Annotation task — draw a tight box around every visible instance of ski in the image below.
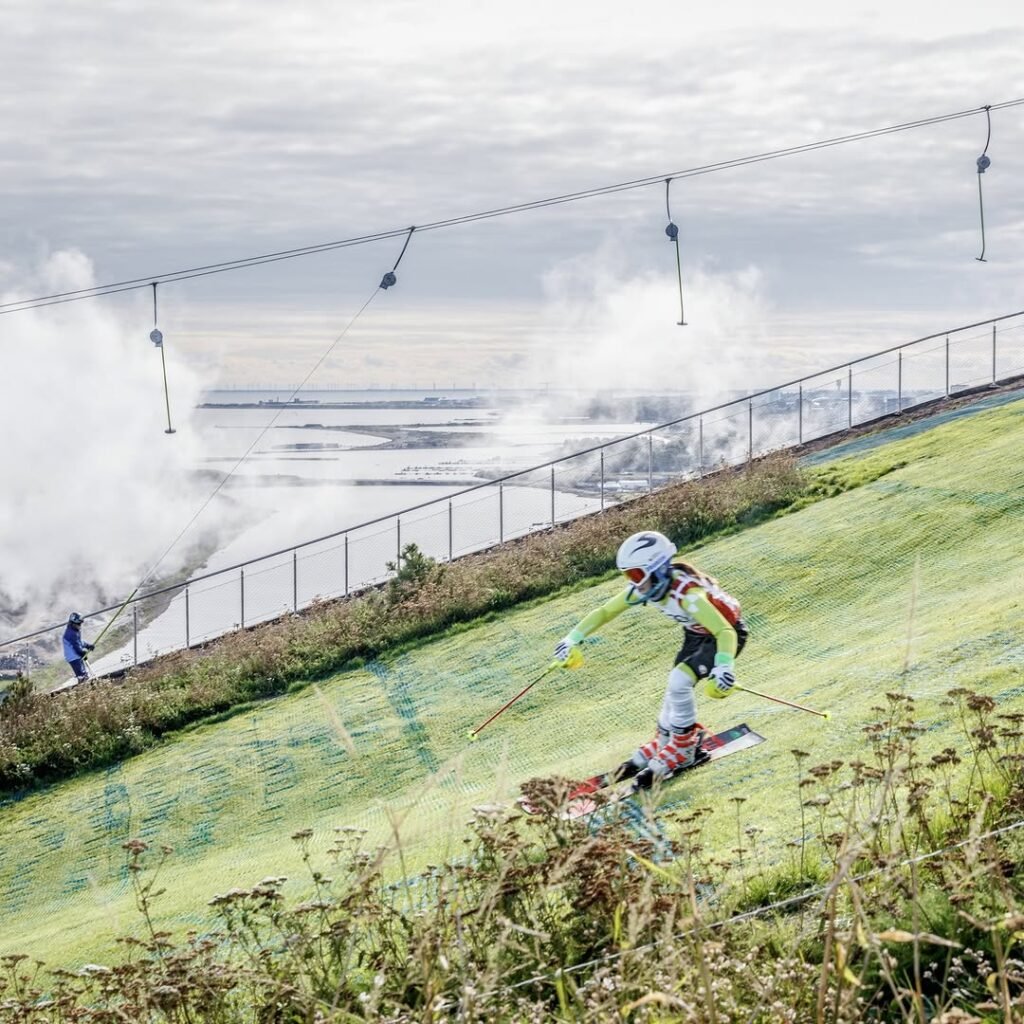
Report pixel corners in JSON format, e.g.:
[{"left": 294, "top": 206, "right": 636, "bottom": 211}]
[{"left": 518, "top": 723, "right": 765, "bottom": 818}]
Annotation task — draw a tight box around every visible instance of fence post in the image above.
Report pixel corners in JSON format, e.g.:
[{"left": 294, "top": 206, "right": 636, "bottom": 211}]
[
  {"left": 992, "top": 323, "right": 997, "bottom": 384},
  {"left": 499, "top": 481, "right": 504, "bottom": 542},
  {"left": 647, "top": 433, "right": 653, "bottom": 490},
  {"left": 185, "top": 586, "right": 190, "bottom": 647},
  {"left": 897, "top": 351, "right": 903, "bottom": 413},
  {"left": 798, "top": 384, "right": 803, "bottom": 444},
  {"left": 747, "top": 400, "right": 753, "bottom": 463},
  {"left": 293, "top": 551, "right": 298, "bottom": 612},
  {"left": 698, "top": 416, "right": 704, "bottom": 475},
  {"left": 133, "top": 605, "right": 138, "bottom": 667},
  {"left": 945, "top": 335, "right": 950, "bottom": 397},
  {"left": 240, "top": 568, "right": 245, "bottom": 628},
  {"left": 448, "top": 500, "right": 454, "bottom": 560},
  {"left": 550, "top": 466, "right": 555, "bottom": 526},
  {"left": 396, "top": 518, "right": 402, "bottom": 564},
  {"left": 344, "top": 534, "right": 349, "bottom": 596},
  {"left": 600, "top": 450, "right": 605, "bottom": 510},
  {"left": 848, "top": 365, "right": 853, "bottom": 428}
]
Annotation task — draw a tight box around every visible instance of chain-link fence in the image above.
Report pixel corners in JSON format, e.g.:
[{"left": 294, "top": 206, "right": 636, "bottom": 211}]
[{"left": 4, "top": 311, "right": 1023, "bottom": 680}]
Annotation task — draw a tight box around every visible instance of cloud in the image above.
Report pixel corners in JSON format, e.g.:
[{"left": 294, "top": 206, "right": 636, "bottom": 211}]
[
  {"left": 526, "top": 244, "right": 774, "bottom": 402},
  {"left": 0, "top": 2, "right": 1022, "bottom": 387},
  {"left": 0, "top": 252, "right": 220, "bottom": 635}
]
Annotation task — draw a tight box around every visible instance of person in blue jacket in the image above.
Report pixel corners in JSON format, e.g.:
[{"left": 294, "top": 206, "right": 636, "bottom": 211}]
[{"left": 62, "top": 612, "right": 94, "bottom": 683}]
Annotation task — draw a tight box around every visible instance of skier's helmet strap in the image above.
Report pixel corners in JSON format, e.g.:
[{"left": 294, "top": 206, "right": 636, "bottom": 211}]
[{"left": 615, "top": 531, "right": 675, "bottom": 602}]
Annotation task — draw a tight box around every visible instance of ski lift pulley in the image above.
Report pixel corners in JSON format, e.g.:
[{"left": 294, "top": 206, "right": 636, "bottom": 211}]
[
  {"left": 975, "top": 105, "right": 993, "bottom": 262},
  {"left": 150, "top": 283, "right": 175, "bottom": 433},
  {"left": 664, "top": 179, "right": 686, "bottom": 325}
]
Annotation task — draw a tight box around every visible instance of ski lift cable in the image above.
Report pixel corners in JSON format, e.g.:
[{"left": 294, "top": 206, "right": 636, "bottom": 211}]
[
  {"left": 413, "top": 98, "right": 1022, "bottom": 232},
  {"left": 0, "top": 228, "right": 414, "bottom": 313},
  {"left": 1, "top": 99, "right": 1021, "bottom": 315}
]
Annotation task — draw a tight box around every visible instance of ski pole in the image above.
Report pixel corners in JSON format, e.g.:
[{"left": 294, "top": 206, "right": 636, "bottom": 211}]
[
  {"left": 467, "top": 657, "right": 568, "bottom": 742},
  {"left": 735, "top": 683, "right": 830, "bottom": 720},
  {"left": 89, "top": 585, "right": 141, "bottom": 650}
]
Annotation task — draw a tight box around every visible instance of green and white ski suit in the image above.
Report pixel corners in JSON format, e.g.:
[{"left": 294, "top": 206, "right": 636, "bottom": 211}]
[{"left": 565, "top": 564, "right": 747, "bottom": 776}]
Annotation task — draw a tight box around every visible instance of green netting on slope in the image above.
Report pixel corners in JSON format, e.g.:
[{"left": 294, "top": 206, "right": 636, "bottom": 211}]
[
  {"left": 800, "top": 382, "right": 1024, "bottom": 466},
  {"left": 2, "top": 396, "right": 1023, "bottom": 966}
]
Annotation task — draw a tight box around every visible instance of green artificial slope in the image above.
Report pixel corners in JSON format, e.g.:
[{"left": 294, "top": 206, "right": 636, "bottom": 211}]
[{"left": 1, "top": 394, "right": 1023, "bottom": 967}]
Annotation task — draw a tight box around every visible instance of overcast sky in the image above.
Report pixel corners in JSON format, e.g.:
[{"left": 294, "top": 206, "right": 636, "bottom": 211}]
[
  {"left": 2, "top": 0, "right": 1024, "bottom": 636},
  {"left": 2, "top": 0, "right": 1023, "bottom": 389}
]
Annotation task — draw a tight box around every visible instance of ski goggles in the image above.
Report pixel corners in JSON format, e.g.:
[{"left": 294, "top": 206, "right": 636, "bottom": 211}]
[{"left": 622, "top": 567, "right": 648, "bottom": 585}]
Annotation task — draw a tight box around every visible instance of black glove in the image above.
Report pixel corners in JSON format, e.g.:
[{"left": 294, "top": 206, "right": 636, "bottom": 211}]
[{"left": 85, "top": 643, "right": 95, "bottom": 652}]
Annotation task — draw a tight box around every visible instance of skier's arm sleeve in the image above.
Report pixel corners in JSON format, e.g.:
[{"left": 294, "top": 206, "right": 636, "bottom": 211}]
[
  {"left": 687, "top": 587, "right": 738, "bottom": 664},
  {"left": 72, "top": 634, "right": 87, "bottom": 656},
  {"left": 566, "top": 589, "right": 632, "bottom": 644}
]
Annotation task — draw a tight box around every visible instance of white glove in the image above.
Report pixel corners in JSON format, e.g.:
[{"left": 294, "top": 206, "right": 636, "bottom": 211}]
[
  {"left": 554, "top": 637, "right": 577, "bottom": 663},
  {"left": 554, "top": 630, "right": 584, "bottom": 665},
  {"left": 706, "top": 664, "right": 736, "bottom": 699}
]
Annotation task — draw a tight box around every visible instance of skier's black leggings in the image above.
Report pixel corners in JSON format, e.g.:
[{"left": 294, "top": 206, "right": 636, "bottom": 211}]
[{"left": 673, "top": 618, "right": 749, "bottom": 680}]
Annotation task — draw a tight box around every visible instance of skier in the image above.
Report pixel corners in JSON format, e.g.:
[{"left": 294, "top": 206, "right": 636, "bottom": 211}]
[
  {"left": 553, "top": 530, "right": 748, "bottom": 791},
  {"left": 62, "top": 612, "right": 95, "bottom": 684}
]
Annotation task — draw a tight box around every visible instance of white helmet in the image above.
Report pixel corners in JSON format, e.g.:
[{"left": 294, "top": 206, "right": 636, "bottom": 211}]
[{"left": 616, "top": 530, "right": 676, "bottom": 602}]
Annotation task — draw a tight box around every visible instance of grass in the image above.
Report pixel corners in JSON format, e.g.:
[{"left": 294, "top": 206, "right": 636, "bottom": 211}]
[
  {"left": 1, "top": 689, "right": 1023, "bottom": 1022},
  {"left": 0, "top": 456, "right": 804, "bottom": 793},
  {"left": 0, "top": 393, "right": 1022, "bottom": 979}
]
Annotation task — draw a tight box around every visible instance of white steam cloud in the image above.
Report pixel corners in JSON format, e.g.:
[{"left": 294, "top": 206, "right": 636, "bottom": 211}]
[
  {"left": 0, "top": 251, "right": 220, "bottom": 637},
  {"left": 526, "top": 246, "right": 775, "bottom": 408}
]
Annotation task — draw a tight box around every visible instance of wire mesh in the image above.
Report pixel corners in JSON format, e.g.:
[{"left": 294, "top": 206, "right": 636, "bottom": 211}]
[
  {"left": 450, "top": 485, "right": 503, "bottom": 559},
  {"left": 348, "top": 521, "right": 403, "bottom": 593},
  {"left": 552, "top": 450, "right": 603, "bottom": 524},
  {"left": 296, "top": 536, "right": 349, "bottom": 606},
  {"left": 799, "top": 367, "right": 857, "bottom": 441},
  {"left": 897, "top": 338, "right": 947, "bottom": 412},
  {"left": 996, "top": 323, "right": 1024, "bottom": 381},
  {"left": 601, "top": 435, "right": 656, "bottom": 503},
  {"left": 698, "top": 403, "right": 751, "bottom": 470},
  {"left": 389, "top": 500, "right": 454, "bottom": 564},
  {"left": 133, "top": 589, "right": 189, "bottom": 663},
  {"left": 751, "top": 387, "right": 801, "bottom": 456},
  {"left": 949, "top": 327, "right": 996, "bottom": 393},
  {"left": 850, "top": 353, "right": 901, "bottom": 421},
  {"left": 240, "top": 554, "right": 295, "bottom": 629},
  {"left": 648, "top": 421, "right": 699, "bottom": 482},
  {"left": 183, "top": 573, "right": 244, "bottom": 646},
  {"left": 5, "top": 313, "right": 1024, "bottom": 674},
  {"left": 497, "top": 469, "right": 560, "bottom": 541}
]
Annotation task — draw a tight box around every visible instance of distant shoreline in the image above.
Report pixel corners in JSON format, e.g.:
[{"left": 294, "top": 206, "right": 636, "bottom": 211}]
[{"left": 198, "top": 400, "right": 490, "bottom": 410}]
